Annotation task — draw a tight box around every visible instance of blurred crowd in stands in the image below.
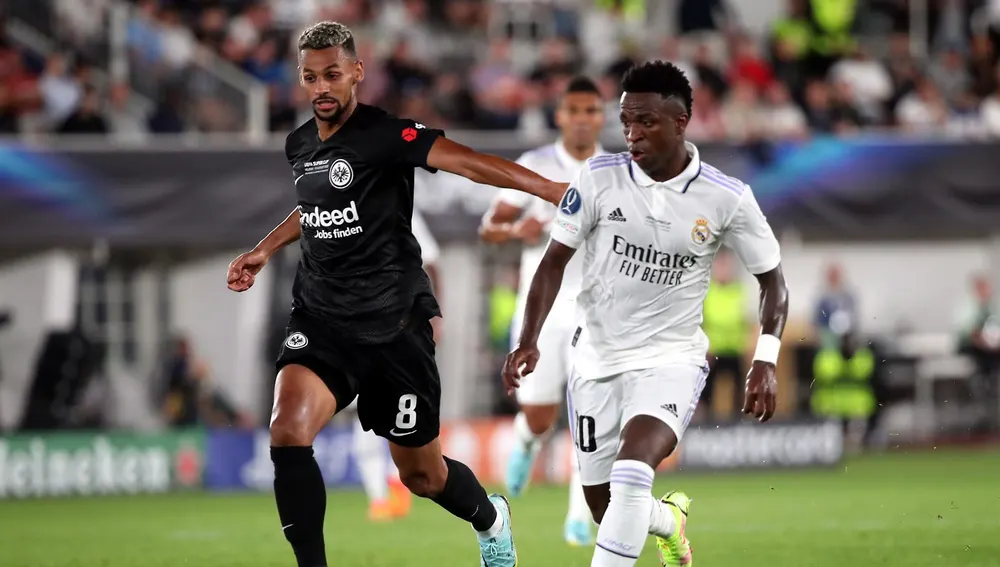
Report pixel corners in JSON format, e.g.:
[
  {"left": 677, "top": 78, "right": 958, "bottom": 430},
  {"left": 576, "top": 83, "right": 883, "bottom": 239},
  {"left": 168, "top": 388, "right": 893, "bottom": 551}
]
[{"left": 4, "top": 0, "right": 1000, "bottom": 139}]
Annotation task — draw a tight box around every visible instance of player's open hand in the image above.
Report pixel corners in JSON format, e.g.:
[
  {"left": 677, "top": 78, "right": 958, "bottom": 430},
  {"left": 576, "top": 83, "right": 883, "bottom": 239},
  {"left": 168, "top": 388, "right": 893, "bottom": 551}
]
[
  {"left": 742, "top": 361, "right": 777, "bottom": 422},
  {"left": 226, "top": 249, "right": 269, "bottom": 292},
  {"left": 502, "top": 343, "right": 540, "bottom": 396}
]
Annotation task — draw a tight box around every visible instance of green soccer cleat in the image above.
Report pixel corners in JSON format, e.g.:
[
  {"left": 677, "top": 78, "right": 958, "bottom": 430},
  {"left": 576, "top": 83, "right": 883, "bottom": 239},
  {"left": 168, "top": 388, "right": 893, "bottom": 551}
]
[{"left": 655, "top": 491, "right": 693, "bottom": 566}]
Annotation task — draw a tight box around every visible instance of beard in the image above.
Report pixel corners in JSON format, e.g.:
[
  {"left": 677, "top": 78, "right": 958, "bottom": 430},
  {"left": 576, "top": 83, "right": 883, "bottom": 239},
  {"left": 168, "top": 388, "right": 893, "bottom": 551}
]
[{"left": 313, "top": 96, "right": 350, "bottom": 124}]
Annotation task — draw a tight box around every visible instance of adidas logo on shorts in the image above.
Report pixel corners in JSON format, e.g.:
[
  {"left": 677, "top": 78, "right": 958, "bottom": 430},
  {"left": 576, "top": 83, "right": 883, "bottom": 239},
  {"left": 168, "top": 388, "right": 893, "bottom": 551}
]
[
  {"left": 607, "top": 208, "right": 626, "bottom": 222},
  {"left": 661, "top": 403, "right": 678, "bottom": 417}
]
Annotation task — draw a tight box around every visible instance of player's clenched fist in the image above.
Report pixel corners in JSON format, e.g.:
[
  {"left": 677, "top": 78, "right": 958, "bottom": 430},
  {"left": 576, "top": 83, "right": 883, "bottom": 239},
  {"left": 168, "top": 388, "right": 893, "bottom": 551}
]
[
  {"left": 226, "top": 249, "right": 269, "bottom": 292},
  {"left": 742, "top": 360, "right": 778, "bottom": 422},
  {"left": 502, "top": 343, "right": 540, "bottom": 396}
]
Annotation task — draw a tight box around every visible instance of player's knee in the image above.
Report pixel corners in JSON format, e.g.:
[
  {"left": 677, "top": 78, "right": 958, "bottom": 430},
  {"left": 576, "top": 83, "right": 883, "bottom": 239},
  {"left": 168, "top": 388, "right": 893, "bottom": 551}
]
[
  {"left": 522, "top": 405, "right": 558, "bottom": 436},
  {"left": 617, "top": 415, "right": 679, "bottom": 465},
  {"left": 269, "top": 411, "right": 314, "bottom": 446},
  {"left": 398, "top": 467, "right": 446, "bottom": 498}
]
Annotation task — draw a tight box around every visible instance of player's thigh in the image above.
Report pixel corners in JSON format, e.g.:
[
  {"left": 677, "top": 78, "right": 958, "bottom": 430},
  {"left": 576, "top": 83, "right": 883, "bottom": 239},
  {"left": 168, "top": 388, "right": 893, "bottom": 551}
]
[
  {"left": 567, "top": 371, "right": 623, "bottom": 486},
  {"left": 358, "top": 316, "right": 441, "bottom": 450},
  {"left": 618, "top": 362, "right": 710, "bottom": 462},
  {"left": 272, "top": 311, "right": 360, "bottom": 446},
  {"left": 516, "top": 302, "right": 575, "bottom": 407}
]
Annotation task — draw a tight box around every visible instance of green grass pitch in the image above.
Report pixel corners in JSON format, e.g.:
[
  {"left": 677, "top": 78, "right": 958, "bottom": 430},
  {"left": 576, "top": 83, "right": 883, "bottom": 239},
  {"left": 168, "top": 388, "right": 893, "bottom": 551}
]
[{"left": 2, "top": 448, "right": 999, "bottom": 567}]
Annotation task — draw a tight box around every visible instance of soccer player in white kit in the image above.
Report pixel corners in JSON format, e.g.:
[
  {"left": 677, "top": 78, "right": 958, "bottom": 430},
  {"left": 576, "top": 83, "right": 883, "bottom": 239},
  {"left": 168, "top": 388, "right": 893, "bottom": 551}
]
[
  {"left": 480, "top": 76, "right": 606, "bottom": 546},
  {"left": 351, "top": 207, "right": 441, "bottom": 521},
  {"left": 503, "top": 62, "right": 789, "bottom": 567}
]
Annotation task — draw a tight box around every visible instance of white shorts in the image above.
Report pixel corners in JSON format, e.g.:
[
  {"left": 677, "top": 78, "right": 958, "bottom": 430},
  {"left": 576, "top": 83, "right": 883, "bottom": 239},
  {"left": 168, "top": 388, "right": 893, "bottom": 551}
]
[
  {"left": 509, "top": 299, "right": 576, "bottom": 406},
  {"left": 567, "top": 362, "right": 709, "bottom": 486}
]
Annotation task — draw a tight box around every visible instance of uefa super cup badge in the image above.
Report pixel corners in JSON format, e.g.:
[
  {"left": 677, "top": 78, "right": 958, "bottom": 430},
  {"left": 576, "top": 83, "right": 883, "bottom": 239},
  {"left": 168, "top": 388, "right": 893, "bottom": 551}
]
[{"left": 691, "top": 218, "right": 711, "bottom": 244}]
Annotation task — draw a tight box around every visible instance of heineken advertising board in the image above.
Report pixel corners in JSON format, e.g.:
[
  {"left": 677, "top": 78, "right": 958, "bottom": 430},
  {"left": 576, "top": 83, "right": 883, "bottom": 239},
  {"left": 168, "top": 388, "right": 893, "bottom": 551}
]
[{"left": 0, "top": 430, "right": 204, "bottom": 499}]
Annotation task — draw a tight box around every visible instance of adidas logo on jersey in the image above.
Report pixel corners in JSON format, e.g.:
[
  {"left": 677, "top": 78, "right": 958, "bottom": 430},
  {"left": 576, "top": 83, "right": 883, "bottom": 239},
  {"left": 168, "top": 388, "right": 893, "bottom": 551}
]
[
  {"left": 607, "top": 208, "right": 626, "bottom": 222},
  {"left": 661, "top": 403, "right": 678, "bottom": 417}
]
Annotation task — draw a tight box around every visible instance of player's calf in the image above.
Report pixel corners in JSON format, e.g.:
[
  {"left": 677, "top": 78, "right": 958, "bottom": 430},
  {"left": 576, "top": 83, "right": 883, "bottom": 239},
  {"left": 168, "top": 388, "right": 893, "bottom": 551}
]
[
  {"left": 269, "top": 365, "right": 340, "bottom": 567},
  {"left": 591, "top": 416, "right": 682, "bottom": 567},
  {"left": 390, "top": 440, "right": 517, "bottom": 566}
]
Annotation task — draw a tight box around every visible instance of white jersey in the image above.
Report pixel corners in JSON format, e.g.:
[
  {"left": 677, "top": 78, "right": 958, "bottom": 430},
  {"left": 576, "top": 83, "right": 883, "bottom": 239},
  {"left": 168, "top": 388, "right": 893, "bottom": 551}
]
[
  {"left": 410, "top": 208, "right": 439, "bottom": 266},
  {"left": 550, "top": 142, "right": 781, "bottom": 380},
  {"left": 493, "top": 141, "right": 605, "bottom": 309}
]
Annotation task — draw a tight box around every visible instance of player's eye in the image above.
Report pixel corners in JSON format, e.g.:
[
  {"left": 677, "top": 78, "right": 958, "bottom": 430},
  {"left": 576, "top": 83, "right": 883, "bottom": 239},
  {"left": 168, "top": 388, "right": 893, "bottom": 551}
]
[
  {"left": 326, "top": 73, "right": 340, "bottom": 80},
  {"left": 304, "top": 76, "right": 315, "bottom": 83},
  {"left": 642, "top": 119, "right": 655, "bottom": 128}
]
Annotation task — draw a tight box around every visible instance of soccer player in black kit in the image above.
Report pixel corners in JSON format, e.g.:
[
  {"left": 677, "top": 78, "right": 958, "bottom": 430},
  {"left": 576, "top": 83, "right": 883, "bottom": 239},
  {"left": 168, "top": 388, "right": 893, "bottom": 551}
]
[{"left": 226, "top": 21, "right": 564, "bottom": 567}]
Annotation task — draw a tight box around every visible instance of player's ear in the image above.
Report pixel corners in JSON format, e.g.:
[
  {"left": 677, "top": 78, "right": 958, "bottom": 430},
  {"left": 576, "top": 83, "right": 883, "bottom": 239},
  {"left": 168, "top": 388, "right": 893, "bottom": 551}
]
[
  {"left": 354, "top": 58, "right": 365, "bottom": 84},
  {"left": 675, "top": 112, "right": 689, "bottom": 136}
]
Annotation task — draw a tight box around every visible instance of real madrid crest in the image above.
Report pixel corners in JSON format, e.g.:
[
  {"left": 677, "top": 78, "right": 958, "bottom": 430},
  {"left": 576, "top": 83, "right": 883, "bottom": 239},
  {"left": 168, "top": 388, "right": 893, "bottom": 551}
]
[
  {"left": 329, "top": 159, "right": 353, "bottom": 190},
  {"left": 691, "top": 217, "right": 711, "bottom": 245}
]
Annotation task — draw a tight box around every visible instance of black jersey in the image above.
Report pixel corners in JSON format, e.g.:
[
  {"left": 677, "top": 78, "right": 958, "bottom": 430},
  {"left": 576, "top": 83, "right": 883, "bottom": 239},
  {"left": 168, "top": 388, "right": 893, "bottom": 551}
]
[{"left": 284, "top": 104, "right": 444, "bottom": 344}]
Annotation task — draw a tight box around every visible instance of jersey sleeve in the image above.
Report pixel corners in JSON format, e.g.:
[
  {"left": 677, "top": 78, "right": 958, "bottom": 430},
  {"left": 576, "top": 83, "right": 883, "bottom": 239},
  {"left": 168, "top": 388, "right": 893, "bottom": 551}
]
[
  {"left": 549, "top": 167, "right": 598, "bottom": 249},
  {"left": 722, "top": 187, "right": 781, "bottom": 275},
  {"left": 374, "top": 117, "right": 445, "bottom": 172},
  {"left": 491, "top": 153, "right": 536, "bottom": 209},
  {"left": 410, "top": 208, "right": 440, "bottom": 265}
]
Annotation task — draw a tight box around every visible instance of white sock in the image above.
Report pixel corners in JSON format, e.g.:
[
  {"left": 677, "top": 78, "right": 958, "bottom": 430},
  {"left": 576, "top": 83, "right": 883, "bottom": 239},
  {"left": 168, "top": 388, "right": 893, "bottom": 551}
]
[
  {"left": 475, "top": 502, "right": 505, "bottom": 540},
  {"left": 591, "top": 460, "right": 654, "bottom": 567},
  {"left": 647, "top": 496, "right": 677, "bottom": 538},
  {"left": 567, "top": 449, "right": 593, "bottom": 525},
  {"left": 512, "top": 411, "right": 549, "bottom": 457},
  {"left": 352, "top": 419, "right": 388, "bottom": 502}
]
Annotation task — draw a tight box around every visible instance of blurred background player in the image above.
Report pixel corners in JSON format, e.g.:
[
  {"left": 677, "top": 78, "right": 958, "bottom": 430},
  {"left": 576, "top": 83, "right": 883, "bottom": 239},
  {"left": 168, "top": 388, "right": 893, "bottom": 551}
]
[
  {"left": 480, "top": 75, "right": 605, "bottom": 547},
  {"left": 699, "top": 249, "right": 751, "bottom": 421},
  {"left": 352, "top": 207, "right": 441, "bottom": 521}
]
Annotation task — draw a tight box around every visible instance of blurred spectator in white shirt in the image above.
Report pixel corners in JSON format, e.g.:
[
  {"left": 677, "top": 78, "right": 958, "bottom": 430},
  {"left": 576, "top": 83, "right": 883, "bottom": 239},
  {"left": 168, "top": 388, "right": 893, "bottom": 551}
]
[
  {"left": 759, "top": 82, "right": 808, "bottom": 140},
  {"left": 829, "top": 46, "right": 893, "bottom": 123}
]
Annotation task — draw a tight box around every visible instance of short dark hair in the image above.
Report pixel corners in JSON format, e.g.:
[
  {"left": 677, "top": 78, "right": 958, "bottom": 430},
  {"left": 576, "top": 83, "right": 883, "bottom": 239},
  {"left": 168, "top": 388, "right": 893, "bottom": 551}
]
[
  {"left": 564, "top": 75, "right": 601, "bottom": 97},
  {"left": 621, "top": 61, "right": 693, "bottom": 114},
  {"left": 297, "top": 21, "right": 356, "bottom": 57}
]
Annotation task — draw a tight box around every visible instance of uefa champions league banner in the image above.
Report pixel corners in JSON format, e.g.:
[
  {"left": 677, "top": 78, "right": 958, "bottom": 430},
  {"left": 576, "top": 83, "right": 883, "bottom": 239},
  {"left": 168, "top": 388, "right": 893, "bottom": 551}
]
[{"left": 2, "top": 137, "right": 1000, "bottom": 248}]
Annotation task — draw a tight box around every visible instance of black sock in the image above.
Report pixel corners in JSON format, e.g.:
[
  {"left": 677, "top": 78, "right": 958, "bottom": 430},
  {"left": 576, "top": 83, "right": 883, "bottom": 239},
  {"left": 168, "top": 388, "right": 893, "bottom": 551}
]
[
  {"left": 431, "top": 456, "right": 499, "bottom": 532},
  {"left": 271, "top": 446, "right": 327, "bottom": 567}
]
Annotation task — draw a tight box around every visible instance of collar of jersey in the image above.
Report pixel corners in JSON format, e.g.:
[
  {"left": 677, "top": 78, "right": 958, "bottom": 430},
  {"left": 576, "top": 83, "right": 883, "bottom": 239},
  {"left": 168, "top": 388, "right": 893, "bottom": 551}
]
[
  {"left": 629, "top": 141, "right": 702, "bottom": 193},
  {"left": 554, "top": 139, "right": 605, "bottom": 171},
  {"left": 313, "top": 103, "right": 365, "bottom": 143}
]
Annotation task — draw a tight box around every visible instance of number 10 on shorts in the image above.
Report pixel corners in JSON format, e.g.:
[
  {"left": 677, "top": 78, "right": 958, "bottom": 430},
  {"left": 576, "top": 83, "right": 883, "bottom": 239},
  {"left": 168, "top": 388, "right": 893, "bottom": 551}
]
[
  {"left": 576, "top": 414, "right": 596, "bottom": 453},
  {"left": 395, "top": 393, "right": 418, "bottom": 430}
]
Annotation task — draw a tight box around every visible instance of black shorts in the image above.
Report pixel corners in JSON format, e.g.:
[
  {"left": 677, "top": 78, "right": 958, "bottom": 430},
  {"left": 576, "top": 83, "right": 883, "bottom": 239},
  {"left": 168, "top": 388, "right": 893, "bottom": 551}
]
[{"left": 275, "top": 309, "right": 441, "bottom": 448}]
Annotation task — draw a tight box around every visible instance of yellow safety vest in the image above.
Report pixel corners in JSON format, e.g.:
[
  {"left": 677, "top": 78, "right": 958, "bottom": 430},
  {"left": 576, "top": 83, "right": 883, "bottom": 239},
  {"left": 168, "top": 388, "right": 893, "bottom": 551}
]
[
  {"left": 772, "top": 18, "right": 813, "bottom": 58},
  {"left": 594, "top": 0, "right": 645, "bottom": 21},
  {"left": 489, "top": 286, "right": 518, "bottom": 345},
  {"left": 702, "top": 281, "right": 748, "bottom": 356},
  {"left": 809, "top": 0, "right": 857, "bottom": 55},
  {"left": 811, "top": 346, "right": 875, "bottom": 419}
]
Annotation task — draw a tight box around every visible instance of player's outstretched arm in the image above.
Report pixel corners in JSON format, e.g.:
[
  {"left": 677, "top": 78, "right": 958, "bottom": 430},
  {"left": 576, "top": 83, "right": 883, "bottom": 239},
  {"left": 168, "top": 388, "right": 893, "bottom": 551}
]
[
  {"left": 501, "top": 241, "right": 575, "bottom": 394},
  {"left": 426, "top": 137, "right": 567, "bottom": 205},
  {"left": 226, "top": 208, "right": 302, "bottom": 292},
  {"left": 743, "top": 265, "right": 789, "bottom": 421}
]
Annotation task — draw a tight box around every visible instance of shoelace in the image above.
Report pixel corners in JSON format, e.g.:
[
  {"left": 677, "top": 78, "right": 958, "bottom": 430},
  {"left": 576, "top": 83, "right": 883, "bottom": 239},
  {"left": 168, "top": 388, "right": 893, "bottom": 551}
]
[{"left": 483, "top": 540, "right": 501, "bottom": 557}]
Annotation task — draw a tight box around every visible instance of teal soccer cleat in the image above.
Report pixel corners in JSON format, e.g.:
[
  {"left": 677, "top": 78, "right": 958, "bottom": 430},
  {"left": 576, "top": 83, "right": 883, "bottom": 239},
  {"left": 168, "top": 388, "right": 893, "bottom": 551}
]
[
  {"left": 478, "top": 494, "right": 518, "bottom": 567},
  {"left": 504, "top": 445, "right": 534, "bottom": 497},
  {"left": 563, "top": 518, "right": 594, "bottom": 547}
]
